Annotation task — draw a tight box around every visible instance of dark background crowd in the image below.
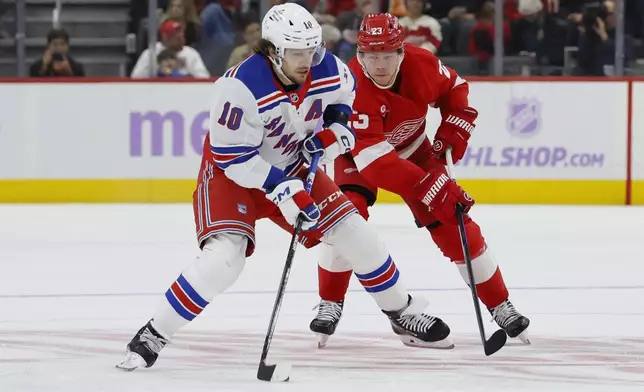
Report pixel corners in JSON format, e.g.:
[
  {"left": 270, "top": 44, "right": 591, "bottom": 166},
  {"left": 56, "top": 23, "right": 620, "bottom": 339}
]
[{"left": 0, "top": 0, "right": 643, "bottom": 78}]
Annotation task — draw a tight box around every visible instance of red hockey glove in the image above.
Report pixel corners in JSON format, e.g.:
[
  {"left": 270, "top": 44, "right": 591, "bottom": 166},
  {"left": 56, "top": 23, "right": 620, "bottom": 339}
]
[
  {"left": 412, "top": 170, "right": 475, "bottom": 225},
  {"left": 432, "top": 107, "right": 478, "bottom": 164}
]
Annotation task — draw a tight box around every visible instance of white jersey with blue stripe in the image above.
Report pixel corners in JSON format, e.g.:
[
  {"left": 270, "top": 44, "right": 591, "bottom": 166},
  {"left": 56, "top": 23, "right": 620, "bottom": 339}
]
[{"left": 207, "top": 52, "right": 356, "bottom": 191}]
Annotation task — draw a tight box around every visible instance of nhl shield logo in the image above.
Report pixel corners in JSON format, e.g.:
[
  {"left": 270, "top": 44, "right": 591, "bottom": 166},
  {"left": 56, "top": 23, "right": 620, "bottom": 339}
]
[
  {"left": 237, "top": 203, "right": 247, "bottom": 214},
  {"left": 507, "top": 98, "right": 541, "bottom": 138},
  {"left": 290, "top": 93, "right": 299, "bottom": 103}
]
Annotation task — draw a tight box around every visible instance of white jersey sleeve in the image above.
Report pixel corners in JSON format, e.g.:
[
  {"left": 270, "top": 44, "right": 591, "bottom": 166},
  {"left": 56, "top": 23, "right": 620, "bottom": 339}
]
[{"left": 209, "top": 77, "right": 284, "bottom": 191}]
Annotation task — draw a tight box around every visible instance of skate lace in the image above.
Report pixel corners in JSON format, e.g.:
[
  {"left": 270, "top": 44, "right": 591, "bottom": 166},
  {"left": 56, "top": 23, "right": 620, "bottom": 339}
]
[
  {"left": 399, "top": 314, "right": 437, "bottom": 333},
  {"left": 312, "top": 300, "right": 343, "bottom": 322},
  {"left": 140, "top": 328, "right": 168, "bottom": 354},
  {"left": 492, "top": 301, "right": 520, "bottom": 328}
]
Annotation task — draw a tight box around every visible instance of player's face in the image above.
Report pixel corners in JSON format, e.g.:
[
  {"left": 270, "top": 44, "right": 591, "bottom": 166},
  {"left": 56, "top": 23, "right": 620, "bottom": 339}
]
[
  {"left": 359, "top": 51, "right": 402, "bottom": 87},
  {"left": 282, "top": 48, "right": 316, "bottom": 84}
]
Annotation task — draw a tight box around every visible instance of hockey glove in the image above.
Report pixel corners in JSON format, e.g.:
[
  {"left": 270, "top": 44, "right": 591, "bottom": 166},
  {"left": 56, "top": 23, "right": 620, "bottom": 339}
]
[
  {"left": 412, "top": 170, "right": 474, "bottom": 225},
  {"left": 303, "top": 122, "right": 356, "bottom": 165},
  {"left": 266, "top": 177, "right": 320, "bottom": 230},
  {"left": 432, "top": 107, "right": 478, "bottom": 164}
]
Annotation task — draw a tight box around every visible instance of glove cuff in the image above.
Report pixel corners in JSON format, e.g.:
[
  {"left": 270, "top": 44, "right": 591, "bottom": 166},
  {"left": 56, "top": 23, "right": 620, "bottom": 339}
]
[
  {"left": 292, "top": 191, "right": 314, "bottom": 209},
  {"left": 315, "top": 128, "right": 338, "bottom": 149}
]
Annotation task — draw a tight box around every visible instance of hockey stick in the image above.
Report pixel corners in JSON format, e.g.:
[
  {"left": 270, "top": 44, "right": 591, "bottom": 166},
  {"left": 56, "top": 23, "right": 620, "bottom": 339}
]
[
  {"left": 445, "top": 149, "right": 507, "bottom": 356},
  {"left": 257, "top": 151, "right": 322, "bottom": 382}
]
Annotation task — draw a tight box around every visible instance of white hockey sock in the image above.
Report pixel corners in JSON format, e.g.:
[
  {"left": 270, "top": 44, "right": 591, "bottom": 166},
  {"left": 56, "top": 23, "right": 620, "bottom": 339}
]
[
  {"left": 455, "top": 249, "right": 498, "bottom": 285},
  {"left": 325, "top": 214, "right": 408, "bottom": 311},
  {"left": 151, "top": 234, "right": 247, "bottom": 338}
]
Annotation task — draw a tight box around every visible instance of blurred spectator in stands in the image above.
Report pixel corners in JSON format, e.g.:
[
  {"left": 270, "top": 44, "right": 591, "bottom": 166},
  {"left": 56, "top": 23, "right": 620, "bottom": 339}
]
[
  {"left": 335, "top": 0, "right": 379, "bottom": 62},
  {"left": 625, "top": 0, "right": 644, "bottom": 39},
  {"left": 0, "top": 0, "right": 9, "bottom": 38},
  {"left": 469, "top": 2, "right": 511, "bottom": 71},
  {"left": 131, "top": 20, "right": 209, "bottom": 78},
  {"left": 314, "top": 9, "right": 337, "bottom": 26},
  {"left": 156, "top": 49, "right": 190, "bottom": 77},
  {"left": 510, "top": 0, "right": 544, "bottom": 55},
  {"left": 577, "top": 0, "right": 632, "bottom": 75},
  {"left": 536, "top": 0, "right": 584, "bottom": 69},
  {"left": 326, "top": 0, "right": 359, "bottom": 17},
  {"left": 226, "top": 17, "right": 260, "bottom": 68},
  {"left": 30, "top": 28, "right": 85, "bottom": 77},
  {"left": 129, "top": 0, "right": 168, "bottom": 38},
  {"left": 399, "top": 0, "right": 442, "bottom": 53},
  {"left": 201, "top": 0, "right": 242, "bottom": 46},
  {"left": 312, "top": 0, "right": 338, "bottom": 24},
  {"left": 558, "top": 0, "right": 593, "bottom": 23},
  {"left": 389, "top": 0, "right": 407, "bottom": 17},
  {"left": 161, "top": 0, "right": 203, "bottom": 46},
  {"left": 322, "top": 23, "right": 343, "bottom": 55},
  {"left": 427, "top": 0, "right": 486, "bottom": 55},
  {"left": 194, "top": 0, "right": 205, "bottom": 13}
]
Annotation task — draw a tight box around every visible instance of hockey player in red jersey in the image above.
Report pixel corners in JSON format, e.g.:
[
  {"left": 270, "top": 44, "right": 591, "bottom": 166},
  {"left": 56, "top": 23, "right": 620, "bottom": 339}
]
[{"left": 309, "top": 13, "right": 530, "bottom": 348}]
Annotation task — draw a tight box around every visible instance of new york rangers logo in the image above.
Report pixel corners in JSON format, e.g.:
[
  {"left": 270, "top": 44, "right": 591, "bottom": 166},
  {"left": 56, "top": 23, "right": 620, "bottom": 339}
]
[{"left": 507, "top": 98, "right": 541, "bottom": 138}]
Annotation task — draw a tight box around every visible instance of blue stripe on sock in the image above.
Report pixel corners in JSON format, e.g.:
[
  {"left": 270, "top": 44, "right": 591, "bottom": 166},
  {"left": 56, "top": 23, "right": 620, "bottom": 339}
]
[
  {"left": 177, "top": 274, "right": 209, "bottom": 308},
  {"left": 362, "top": 269, "right": 400, "bottom": 293},
  {"left": 354, "top": 256, "right": 393, "bottom": 280},
  {"left": 165, "top": 289, "right": 196, "bottom": 321}
]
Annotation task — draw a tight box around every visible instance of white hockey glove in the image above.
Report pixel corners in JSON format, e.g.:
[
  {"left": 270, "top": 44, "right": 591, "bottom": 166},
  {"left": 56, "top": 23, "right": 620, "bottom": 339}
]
[
  {"left": 266, "top": 177, "right": 320, "bottom": 230},
  {"left": 303, "top": 122, "right": 356, "bottom": 165}
]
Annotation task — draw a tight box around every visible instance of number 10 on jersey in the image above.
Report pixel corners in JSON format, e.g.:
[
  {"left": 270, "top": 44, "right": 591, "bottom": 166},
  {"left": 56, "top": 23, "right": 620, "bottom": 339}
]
[{"left": 217, "top": 102, "right": 244, "bottom": 131}]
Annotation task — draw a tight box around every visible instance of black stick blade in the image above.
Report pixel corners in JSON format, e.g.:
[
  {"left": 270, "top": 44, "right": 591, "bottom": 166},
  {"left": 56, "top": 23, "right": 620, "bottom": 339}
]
[
  {"left": 484, "top": 329, "right": 508, "bottom": 356},
  {"left": 257, "top": 361, "right": 291, "bottom": 382}
]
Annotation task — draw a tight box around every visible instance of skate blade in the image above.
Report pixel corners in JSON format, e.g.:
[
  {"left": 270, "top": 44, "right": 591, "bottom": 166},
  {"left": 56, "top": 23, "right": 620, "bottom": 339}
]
[
  {"left": 399, "top": 335, "right": 455, "bottom": 349},
  {"left": 316, "top": 333, "right": 330, "bottom": 349},
  {"left": 517, "top": 331, "right": 531, "bottom": 345},
  {"left": 115, "top": 351, "right": 147, "bottom": 371}
]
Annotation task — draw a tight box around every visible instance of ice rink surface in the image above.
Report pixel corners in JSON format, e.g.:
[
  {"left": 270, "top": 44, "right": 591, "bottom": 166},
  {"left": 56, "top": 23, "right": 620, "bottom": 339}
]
[{"left": 1, "top": 203, "right": 643, "bottom": 392}]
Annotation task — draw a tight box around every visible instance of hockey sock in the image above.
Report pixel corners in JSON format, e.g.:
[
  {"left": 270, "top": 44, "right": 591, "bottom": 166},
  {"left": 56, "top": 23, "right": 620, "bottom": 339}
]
[
  {"left": 354, "top": 255, "right": 407, "bottom": 311},
  {"left": 151, "top": 234, "right": 247, "bottom": 338},
  {"left": 326, "top": 214, "right": 408, "bottom": 312},
  {"left": 429, "top": 219, "right": 509, "bottom": 309},
  {"left": 455, "top": 252, "right": 509, "bottom": 309},
  {"left": 318, "top": 266, "right": 352, "bottom": 302}
]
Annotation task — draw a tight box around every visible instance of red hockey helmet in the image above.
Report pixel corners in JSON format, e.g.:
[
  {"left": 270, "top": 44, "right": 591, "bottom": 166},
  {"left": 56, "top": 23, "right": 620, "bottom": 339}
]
[{"left": 357, "top": 13, "right": 405, "bottom": 53}]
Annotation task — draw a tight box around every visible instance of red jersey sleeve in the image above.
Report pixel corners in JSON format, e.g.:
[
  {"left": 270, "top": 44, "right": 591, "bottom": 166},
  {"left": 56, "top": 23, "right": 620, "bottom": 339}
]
[{"left": 424, "top": 50, "right": 471, "bottom": 116}]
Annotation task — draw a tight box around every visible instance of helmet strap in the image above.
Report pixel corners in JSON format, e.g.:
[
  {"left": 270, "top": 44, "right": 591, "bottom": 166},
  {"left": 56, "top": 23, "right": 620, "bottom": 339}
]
[{"left": 268, "top": 53, "right": 295, "bottom": 85}]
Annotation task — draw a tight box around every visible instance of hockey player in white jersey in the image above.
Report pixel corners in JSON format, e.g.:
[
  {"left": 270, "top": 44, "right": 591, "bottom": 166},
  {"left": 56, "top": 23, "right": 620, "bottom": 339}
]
[{"left": 116, "top": 3, "right": 453, "bottom": 371}]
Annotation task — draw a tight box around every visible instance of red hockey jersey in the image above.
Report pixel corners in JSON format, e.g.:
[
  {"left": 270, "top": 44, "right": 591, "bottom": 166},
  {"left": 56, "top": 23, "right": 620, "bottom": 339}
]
[{"left": 347, "top": 43, "right": 471, "bottom": 200}]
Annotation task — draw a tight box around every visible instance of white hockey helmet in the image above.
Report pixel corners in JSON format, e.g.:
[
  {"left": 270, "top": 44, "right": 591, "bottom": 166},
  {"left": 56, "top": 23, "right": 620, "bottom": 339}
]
[{"left": 261, "top": 3, "right": 326, "bottom": 66}]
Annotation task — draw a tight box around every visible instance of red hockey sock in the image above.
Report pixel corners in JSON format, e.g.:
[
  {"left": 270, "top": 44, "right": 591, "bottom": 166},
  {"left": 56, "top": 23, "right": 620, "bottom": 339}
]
[
  {"left": 473, "top": 267, "right": 509, "bottom": 309},
  {"left": 318, "top": 265, "right": 352, "bottom": 302},
  {"left": 428, "top": 220, "right": 509, "bottom": 309}
]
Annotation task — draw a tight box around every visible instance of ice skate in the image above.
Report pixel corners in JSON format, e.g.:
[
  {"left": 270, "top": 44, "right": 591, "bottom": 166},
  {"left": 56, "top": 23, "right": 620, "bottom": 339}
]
[
  {"left": 116, "top": 320, "right": 169, "bottom": 371},
  {"left": 310, "top": 300, "right": 343, "bottom": 348},
  {"left": 383, "top": 295, "right": 454, "bottom": 349},
  {"left": 490, "top": 300, "right": 531, "bottom": 344}
]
